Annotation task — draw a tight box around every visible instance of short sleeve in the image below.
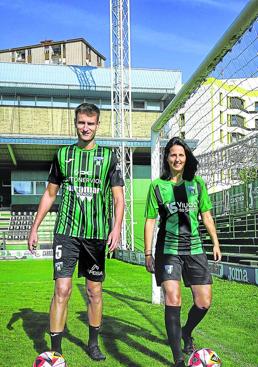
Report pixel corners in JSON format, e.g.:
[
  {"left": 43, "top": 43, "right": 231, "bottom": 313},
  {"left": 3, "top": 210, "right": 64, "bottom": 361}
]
[
  {"left": 144, "top": 182, "right": 159, "bottom": 219},
  {"left": 48, "top": 153, "right": 63, "bottom": 186},
  {"left": 197, "top": 177, "right": 213, "bottom": 213},
  {"left": 108, "top": 152, "right": 124, "bottom": 187}
]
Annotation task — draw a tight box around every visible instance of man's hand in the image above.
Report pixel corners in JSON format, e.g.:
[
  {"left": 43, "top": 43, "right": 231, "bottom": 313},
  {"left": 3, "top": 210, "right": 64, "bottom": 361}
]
[
  {"left": 107, "top": 226, "right": 121, "bottom": 252},
  {"left": 28, "top": 228, "right": 38, "bottom": 254}
]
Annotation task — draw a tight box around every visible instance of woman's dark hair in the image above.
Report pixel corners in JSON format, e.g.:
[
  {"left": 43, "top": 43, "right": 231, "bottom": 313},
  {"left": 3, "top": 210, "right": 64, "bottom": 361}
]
[{"left": 160, "top": 137, "right": 198, "bottom": 181}]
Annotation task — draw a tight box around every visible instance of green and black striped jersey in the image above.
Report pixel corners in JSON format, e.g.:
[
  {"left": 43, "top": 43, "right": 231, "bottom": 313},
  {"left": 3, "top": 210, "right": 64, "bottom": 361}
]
[
  {"left": 48, "top": 144, "right": 124, "bottom": 240},
  {"left": 145, "top": 176, "right": 212, "bottom": 255}
]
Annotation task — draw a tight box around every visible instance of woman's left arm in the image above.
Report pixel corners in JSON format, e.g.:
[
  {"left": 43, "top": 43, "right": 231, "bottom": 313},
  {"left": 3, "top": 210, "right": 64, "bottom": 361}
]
[{"left": 201, "top": 210, "right": 222, "bottom": 262}]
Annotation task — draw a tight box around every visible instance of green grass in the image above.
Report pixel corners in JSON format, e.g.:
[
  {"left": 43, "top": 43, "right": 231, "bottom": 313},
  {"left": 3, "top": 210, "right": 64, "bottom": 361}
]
[{"left": 0, "top": 259, "right": 258, "bottom": 367}]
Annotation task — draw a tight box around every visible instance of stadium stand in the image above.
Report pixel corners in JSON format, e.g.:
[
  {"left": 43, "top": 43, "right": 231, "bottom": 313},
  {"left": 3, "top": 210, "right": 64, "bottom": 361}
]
[
  {"left": 201, "top": 212, "right": 258, "bottom": 266},
  {"left": 0, "top": 211, "right": 10, "bottom": 250},
  {"left": 0, "top": 210, "right": 56, "bottom": 251}
]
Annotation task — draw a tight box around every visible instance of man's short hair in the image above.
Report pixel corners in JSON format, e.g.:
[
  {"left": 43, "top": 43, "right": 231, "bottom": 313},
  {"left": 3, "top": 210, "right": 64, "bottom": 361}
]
[{"left": 74, "top": 103, "right": 100, "bottom": 122}]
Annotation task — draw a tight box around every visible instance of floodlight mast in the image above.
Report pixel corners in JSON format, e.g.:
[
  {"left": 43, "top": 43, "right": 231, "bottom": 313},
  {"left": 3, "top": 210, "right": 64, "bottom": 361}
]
[{"left": 110, "top": 0, "right": 134, "bottom": 250}]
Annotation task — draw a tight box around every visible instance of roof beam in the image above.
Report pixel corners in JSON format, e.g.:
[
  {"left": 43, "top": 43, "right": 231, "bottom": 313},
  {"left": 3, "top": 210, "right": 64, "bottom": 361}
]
[{"left": 7, "top": 144, "right": 17, "bottom": 166}]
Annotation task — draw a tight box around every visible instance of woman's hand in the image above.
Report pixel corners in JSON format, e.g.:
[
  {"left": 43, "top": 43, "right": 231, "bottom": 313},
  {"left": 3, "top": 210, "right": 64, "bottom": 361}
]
[{"left": 145, "top": 254, "right": 155, "bottom": 273}]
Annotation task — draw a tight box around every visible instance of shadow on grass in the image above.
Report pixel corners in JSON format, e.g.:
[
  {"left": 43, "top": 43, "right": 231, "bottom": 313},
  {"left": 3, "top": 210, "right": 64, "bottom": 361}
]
[
  {"left": 6, "top": 285, "right": 171, "bottom": 366},
  {"left": 77, "top": 284, "right": 171, "bottom": 367},
  {"left": 6, "top": 308, "right": 85, "bottom": 355}
]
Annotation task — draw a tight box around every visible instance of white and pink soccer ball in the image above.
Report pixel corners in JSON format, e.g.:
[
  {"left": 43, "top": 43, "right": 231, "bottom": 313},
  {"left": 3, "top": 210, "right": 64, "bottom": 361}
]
[
  {"left": 188, "top": 348, "right": 222, "bottom": 367},
  {"left": 33, "top": 351, "right": 67, "bottom": 367}
]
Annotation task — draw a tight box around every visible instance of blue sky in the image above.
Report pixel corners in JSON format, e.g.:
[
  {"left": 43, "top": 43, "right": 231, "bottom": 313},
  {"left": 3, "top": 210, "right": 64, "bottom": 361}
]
[{"left": 0, "top": 0, "right": 249, "bottom": 81}]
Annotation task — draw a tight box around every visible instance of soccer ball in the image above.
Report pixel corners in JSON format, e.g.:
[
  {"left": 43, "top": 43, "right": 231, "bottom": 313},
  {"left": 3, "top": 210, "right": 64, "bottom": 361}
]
[
  {"left": 188, "top": 348, "right": 222, "bottom": 366},
  {"left": 33, "top": 351, "right": 67, "bottom": 367}
]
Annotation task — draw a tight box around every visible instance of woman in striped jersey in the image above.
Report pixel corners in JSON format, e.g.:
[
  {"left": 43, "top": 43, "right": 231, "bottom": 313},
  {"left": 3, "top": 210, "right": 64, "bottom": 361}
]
[{"left": 144, "top": 137, "right": 221, "bottom": 367}]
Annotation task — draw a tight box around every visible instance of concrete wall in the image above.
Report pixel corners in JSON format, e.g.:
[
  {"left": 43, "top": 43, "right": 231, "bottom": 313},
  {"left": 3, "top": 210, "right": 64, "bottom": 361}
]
[
  {"left": 0, "top": 52, "right": 11, "bottom": 62},
  {"left": 0, "top": 106, "right": 160, "bottom": 138}
]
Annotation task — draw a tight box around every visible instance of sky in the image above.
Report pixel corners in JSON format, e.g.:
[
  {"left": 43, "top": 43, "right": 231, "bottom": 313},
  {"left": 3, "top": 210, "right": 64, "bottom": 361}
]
[{"left": 0, "top": 0, "right": 250, "bottom": 82}]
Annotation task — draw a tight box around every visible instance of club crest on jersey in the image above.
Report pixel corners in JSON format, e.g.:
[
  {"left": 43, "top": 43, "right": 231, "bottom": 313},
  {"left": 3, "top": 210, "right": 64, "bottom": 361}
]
[
  {"left": 94, "top": 156, "right": 104, "bottom": 165},
  {"left": 188, "top": 186, "right": 196, "bottom": 194},
  {"left": 165, "top": 265, "right": 173, "bottom": 274},
  {"left": 167, "top": 202, "right": 178, "bottom": 214}
]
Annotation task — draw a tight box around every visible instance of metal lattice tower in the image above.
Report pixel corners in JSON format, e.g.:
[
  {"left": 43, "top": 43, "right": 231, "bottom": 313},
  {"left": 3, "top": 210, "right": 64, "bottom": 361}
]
[{"left": 110, "top": 0, "right": 134, "bottom": 249}]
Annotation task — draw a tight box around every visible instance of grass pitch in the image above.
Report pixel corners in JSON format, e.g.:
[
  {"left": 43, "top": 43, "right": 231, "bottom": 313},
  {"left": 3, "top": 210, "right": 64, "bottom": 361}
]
[{"left": 0, "top": 259, "right": 257, "bottom": 367}]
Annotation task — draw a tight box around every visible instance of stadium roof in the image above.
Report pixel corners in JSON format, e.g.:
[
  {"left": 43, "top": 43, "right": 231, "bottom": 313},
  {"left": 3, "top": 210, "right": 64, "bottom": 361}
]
[
  {"left": 0, "top": 63, "right": 183, "bottom": 168},
  {"left": 0, "top": 62, "right": 182, "bottom": 98}
]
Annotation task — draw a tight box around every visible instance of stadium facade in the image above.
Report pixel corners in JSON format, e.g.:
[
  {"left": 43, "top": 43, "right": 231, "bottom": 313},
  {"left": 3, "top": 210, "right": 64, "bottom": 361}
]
[{"left": 0, "top": 61, "right": 182, "bottom": 210}]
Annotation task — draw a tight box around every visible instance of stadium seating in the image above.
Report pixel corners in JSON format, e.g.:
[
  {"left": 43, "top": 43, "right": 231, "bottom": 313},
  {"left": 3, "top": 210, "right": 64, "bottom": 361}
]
[
  {"left": 0, "top": 211, "right": 11, "bottom": 250},
  {"left": 200, "top": 212, "right": 258, "bottom": 266},
  {"left": 0, "top": 210, "right": 56, "bottom": 251}
]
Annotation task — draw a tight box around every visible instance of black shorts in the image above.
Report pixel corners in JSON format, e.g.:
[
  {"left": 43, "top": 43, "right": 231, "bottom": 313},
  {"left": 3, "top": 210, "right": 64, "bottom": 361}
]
[
  {"left": 155, "top": 252, "right": 213, "bottom": 287},
  {"left": 53, "top": 234, "right": 106, "bottom": 282}
]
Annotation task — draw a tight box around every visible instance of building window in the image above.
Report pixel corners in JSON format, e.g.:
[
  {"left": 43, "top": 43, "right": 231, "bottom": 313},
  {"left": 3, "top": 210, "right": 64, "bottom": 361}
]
[
  {"left": 231, "top": 168, "right": 241, "bottom": 180},
  {"left": 44, "top": 46, "right": 49, "bottom": 60},
  {"left": 62, "top": 43, "right": 66, "bottom": 58},
  {"left": 1, "top": 95, "right": 18, "bottom": 106},
  {"left": 16, "top": 50, "right": 26, "bottom": 62},
  {"left": 97, "top": 55, "right": 101, "bottom": 66},
  {"left": 220, "top": 129, "right": 223, "bottom": 143},
  {"left": 220, "top": 111, "right": 223, "bottom": 124},
  {"left": 51, "top": 45, "right": 61, "bottom": 64},
  {"left": 133, "top": 100, "right": 145, "bottom": 110},
  {"left": 12, "top": 181, "right": 33, "bottom": 195},
  {"left": 36, "top": 182, "right": 47, "bottom": 195},
  {"left": 255, "top": 119, "right": 258, "bottom": 129},
  {"left": 146, "top": 101, "right": 161, "bottom": 111},
  {"left": 179, "top": 114, "right": 185, "bottom": 127},
  {"left": 19, "top": 95, "right": 36, "bottom": 107},
  {"left": 230, "top": 114, "right": 245, "bottom": 128},
  {"left": 229, "top": 96, "right": 244, "bottom": 110},
  {"left": 36, "top": 96, "right": 52, "bottom": 107},
  {"left": 52, "top": 97, "right": 68, "bottom": 107},
  {"left": 231, "top": 132, "right": 244, "bottom": 143},
  {"left": 69, "top": 97, "right": 85, "bottom": 108},
  {"left": 219, "top": 92, "right": 223, "bottom": 106},
  {"left": 180, "top": 131, "right": 185, "bottom": 140},
  {"left": 27, "top": 49, "right": 32, "bottom": 63},
  {"left": 255, "top": 102, "right": 258, "bottom": 111},
  {"left": 227, "top": 133, "right": 231, "bottom": 144}
]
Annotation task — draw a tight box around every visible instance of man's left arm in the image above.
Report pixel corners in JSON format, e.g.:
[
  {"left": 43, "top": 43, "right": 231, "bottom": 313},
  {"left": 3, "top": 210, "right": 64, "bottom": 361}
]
[{"left": 107, "top": 186, "right": 125, "bottom": 252}]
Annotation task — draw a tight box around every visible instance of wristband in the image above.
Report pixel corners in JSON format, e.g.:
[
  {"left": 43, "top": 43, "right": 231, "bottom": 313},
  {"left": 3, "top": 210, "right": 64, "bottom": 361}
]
[{"left": 145, "top": 254, "right": 152, "bottom": 257}]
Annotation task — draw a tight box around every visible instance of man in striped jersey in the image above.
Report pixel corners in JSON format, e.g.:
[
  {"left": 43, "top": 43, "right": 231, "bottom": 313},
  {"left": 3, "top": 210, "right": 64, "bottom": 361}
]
[{"left": 28, "top": 103, "right": 124, "bottom": 361}]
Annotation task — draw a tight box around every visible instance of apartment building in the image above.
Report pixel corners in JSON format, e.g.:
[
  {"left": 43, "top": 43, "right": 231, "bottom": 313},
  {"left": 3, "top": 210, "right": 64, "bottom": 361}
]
[
  {"left": 169, "top": 77, "right": 258, "bottom": 155},
  {"left": 0, "top": 38, "right": 105, "bottom": 67}
]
